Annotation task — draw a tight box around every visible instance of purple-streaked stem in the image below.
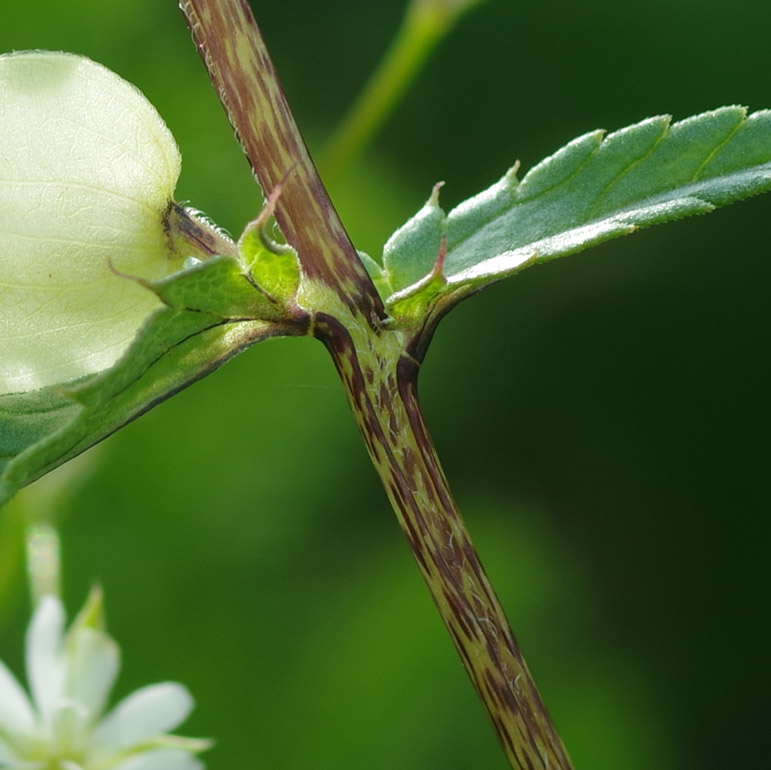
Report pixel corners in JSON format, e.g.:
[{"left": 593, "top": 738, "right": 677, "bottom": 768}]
[{"left": 178, "top": 2, "right": 573, "bottom": 767}]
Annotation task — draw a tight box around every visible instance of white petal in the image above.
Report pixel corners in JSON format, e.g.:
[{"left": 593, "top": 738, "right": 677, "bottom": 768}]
[
  {"left": 0, "top": 659, "right": 37, "bottom": 742},
  {"left": 0, "top": 735, "right": 41, "bottom": 770},
  {"left": 63, "top": 627, "right": 119, "bottom": 721},
  {"left": 0, "top": 51, "right": 183, "bottom": 394},
  {"left": 92, "top": 683, "right": 193, "bottom": 750},
  {"left": 25, "top": 595, "right": 65, "bottom": 725},
  {"left": 49, "top": 699, "right": 89, "bottom": 757},
  {"left": 0, "top": 735, "right": 20, "bottom": 763},
  {"left": 110, "top": 748, "right": 204, "bottom": 770}
]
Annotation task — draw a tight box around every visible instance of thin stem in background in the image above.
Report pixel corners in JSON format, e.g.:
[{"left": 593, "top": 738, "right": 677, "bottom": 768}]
[{"left": 320, "top": 0, "right": 485, "bottom": 184}]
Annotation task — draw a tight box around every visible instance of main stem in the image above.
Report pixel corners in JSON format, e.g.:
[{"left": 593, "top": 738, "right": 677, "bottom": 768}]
[
  {"left": 316, "top": 313, "right": 573, "bottom": 770},
  {"left": 180, "top": 2, "right": 572, "bottom": 767}
]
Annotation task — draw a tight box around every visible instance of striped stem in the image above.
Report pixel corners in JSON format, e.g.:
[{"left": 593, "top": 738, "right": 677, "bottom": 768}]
[
  {"left": 179, "top": 0, "right": 384, "bottom": 324},
  {"left": 179, "top": 1, "right": 573, "bottom": 767},
  {"left": 314, "top": 310, "right": 573, "bottom": 770}
]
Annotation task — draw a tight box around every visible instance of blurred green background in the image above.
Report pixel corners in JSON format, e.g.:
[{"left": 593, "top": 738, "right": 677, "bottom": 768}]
[{"left": 1, "top": 1, "right": 769, "bottom": 768}]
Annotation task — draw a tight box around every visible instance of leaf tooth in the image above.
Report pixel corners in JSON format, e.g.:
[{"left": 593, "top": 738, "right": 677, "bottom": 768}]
[
  {"left": 584, "top": 115, "right": 671, "bottom": 219},
  {"left": 382, "top": 183, "right": 447, "bottom": 290},
  {"left": 671, "top": 104, "right": 747, "bottom": 134},
  {"left": 669, "top": 105, "right": 747, "bottom": 181},
  {"left": 593, "top": 107, "right": 763, "bottom": 215},
  {"left": 445, "top": 166, "right": 517, "bottom": 248},
  {"left": 694, "top": 107, "right": 771, "bottom": 179},
  {"left": 515, "top": 129, "right": 604, "bottom": 202}
]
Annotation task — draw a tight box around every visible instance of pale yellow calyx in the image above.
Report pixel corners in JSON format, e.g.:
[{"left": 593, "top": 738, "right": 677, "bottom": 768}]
[{"left": 0, "top": 51, "right": 186, "bottom": 395}]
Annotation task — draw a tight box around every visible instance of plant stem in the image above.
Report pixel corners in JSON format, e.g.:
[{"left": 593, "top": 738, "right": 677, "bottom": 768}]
[
  {"left": 179, "top": 2, "right": 573, "bottom": 767},
  {"left": 320, "top": 0, "right": 483, "bottom": 184},
  {"left": 315, "top": 312, "right": 573, "bottom": 769},
  {"left": 179, "top": 0, "right": 384, "bottom": 326}
]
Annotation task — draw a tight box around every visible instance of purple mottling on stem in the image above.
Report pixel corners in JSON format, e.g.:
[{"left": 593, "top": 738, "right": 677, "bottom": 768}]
[
  {"left": 308, "top": 313, "right": 572, "bottom": 770},
  {"left": 179, "top": 3, "right": 573, "bottom": 767},
  {"left": 179, "top": 0, "right": 385, "bottom": 325}
]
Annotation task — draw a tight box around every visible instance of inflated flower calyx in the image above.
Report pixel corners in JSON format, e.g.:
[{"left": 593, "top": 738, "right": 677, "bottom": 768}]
[{"left": 0, "top": 51, "right": 229, "bottom": 396}]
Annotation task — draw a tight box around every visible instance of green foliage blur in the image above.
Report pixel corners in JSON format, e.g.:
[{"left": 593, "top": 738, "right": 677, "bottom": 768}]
[{"left": 1, "top": 1, "right": 769, "bottom": 768}]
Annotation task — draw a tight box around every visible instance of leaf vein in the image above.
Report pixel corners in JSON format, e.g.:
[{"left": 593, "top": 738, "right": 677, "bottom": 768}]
[
  {"left": 587, "top": 123, "right": 670, "bottom": 220},
  {"left": 691, "top": 116, "right": 744, "bottom": 181}
]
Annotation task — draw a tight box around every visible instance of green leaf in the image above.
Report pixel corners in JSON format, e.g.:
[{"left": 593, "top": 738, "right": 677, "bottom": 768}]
[
  {"left": 380, "top": 106, "right": 771, "bottom": 313},
  {"left": 0, "top": 256, "right": 297, "bottom": 506},
  {"left": 358, "top": 251, "right": 393, "bottom": 301},
  {"left": 382, "top": 182, "right": 445, "bottom": 293},
  {"left": 238, "top": 224, "right": 301, "bottom": 303}
]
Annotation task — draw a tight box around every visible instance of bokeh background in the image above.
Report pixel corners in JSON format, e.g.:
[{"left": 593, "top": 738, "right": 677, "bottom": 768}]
[{"left": 1, "top": 1, "right": 769, "bottom": 768}]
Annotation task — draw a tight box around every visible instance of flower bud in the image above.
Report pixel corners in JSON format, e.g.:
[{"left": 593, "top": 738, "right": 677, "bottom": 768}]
[{"left": 0, "top": 52, "right": 190, "bottom": 395}]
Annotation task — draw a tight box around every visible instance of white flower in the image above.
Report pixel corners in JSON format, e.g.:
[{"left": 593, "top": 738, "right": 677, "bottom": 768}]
[
  {"left": 0, "top": 51, "right": 213, "bottom": 396},
  {"left": 0, "top": 590, "right": 209, "bottom": 770}
]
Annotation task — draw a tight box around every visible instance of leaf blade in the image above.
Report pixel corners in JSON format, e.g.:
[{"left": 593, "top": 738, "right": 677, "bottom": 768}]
[{"left": 382, "top": 106, "right": 771, "bottom": 305}]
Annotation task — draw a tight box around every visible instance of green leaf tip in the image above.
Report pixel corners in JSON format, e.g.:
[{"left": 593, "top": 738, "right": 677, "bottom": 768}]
[
  {"left": 238, "top": 224, "right": 301, "bottom": 307},
  {"left": 383, "top": 181, "right": 447, "bottom": 292},
  {"left": 380, "top": 105, "right": 771, "bottom": 315},
  {"left": 70, "top": 584, "right": 106, "bottom": 632},
  {"left": 236, "top": 176, "right": 302, "bottom": 310},
  {"left": 357, "top": 251, "right": 393, "bottom": 301}
]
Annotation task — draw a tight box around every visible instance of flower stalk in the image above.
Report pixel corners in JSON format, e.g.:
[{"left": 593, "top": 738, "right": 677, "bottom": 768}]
[{"left": 178, "top": 1, "right": 573, "bottom": 767}]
